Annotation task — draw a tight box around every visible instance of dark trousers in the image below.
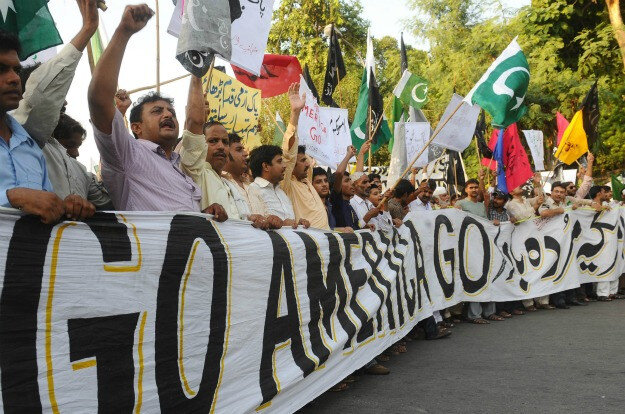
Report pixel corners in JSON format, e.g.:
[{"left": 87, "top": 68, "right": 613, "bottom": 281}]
[
  {"left": 496, "top": 301, "right": 522, "bottom": 313},
  {"left": 551, "top": 289, "right": 576, "bottom": 306},
  {"left": 417, "top": 316, "right": 438, "bottom": 339}
]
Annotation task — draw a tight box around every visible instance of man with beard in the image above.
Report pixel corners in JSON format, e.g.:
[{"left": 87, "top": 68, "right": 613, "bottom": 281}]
[
  {"left": 88, "top": 5, "right": 227, "bottom": 219},
  {"left": 179, "top": 75, "right": 237, "bottom": 218},
  {"left": 409, "top": 179, "right": 436, "bottom": 211},
  {"left": 280, "top": 83, "right": 329, "bottom": 229},
  {"left": 539, "top": 182, "right": 603, "bottom": 308}
]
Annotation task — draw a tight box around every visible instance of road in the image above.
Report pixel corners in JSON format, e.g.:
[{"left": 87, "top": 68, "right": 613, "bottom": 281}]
[{"left": 301, "top": 300, "right": 625, "bottom": 413}]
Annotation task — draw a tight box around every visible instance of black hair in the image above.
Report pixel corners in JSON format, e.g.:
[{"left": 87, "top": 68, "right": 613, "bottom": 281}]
[
  {"left": 228, "top": 133, "right": 242, "bottom": 145},
  {"left": 128, "top": 92, "right": 175, "bottom": 124},
  {"left": 0, "top": 30, "right": 21, "bottom": 56},
  {"left": 602, "top": 185, "right": 611, "bottom": 192},
  {"left": 312, "top": 167, "right": 327, "bottom": 179},
  {"left": 248, "top": 145, "right": 282, "bottom": 178},
  {"left": 297, "top": 145, "right": 306, "bottom": 155},
  {"left": 465, "top": 178, "right": 479, "bottom": 187},
  {"left": 561, "top": 181, "right": 575, "bottom": 189},
  {"left": 203, "top": 120, "right": 224, "bottom": 134},
  {"left": 551, "top": 182, "right": 567, "bottom": 191},
  {"left": 53, "top": 113, "right": 86, "bottom": 143},
  {"left": 589, "top": 185, "right": 604, "bottom": 200},
  {"left": 395, "top": 179, "right": 415, "bottom": 199},
  {"left": 19, "top": 63, "right": 40, "bottom": 88},
  {"left": 369, "top": 183, "right": 381, "bottom": 191},
  {"left": 368, "top": 173, "right": 381, "bottom": 181}
]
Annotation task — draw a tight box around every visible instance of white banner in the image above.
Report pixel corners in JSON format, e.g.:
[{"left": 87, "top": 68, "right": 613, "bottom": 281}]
[
  {"left": 523, "top": 130, "right": 545, "bottom": 171},
  {"left": 168, "top": 0, "right": 275, "bottom": 75},
  {"left": 320, "top": 107, "right": 353, "bottom": 167},
  {"left": 433, "top": 93, "right": 480, "bottom": 152},
  {"left": 402, "top": 122, "right": 431, "bottom": 168},
  {"left": 0, "top": 207, "right": 623, "bottom": 412}
]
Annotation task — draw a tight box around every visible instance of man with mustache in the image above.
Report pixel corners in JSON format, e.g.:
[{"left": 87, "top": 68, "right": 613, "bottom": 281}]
[
  {"left": 178, "top": 75, "right": 238, "bottom": 218},
  {"left": 279, "top": 83, "right": 329, "bottom": 229},
  {"left": 88, "top": 4, "right": 224, "bottom": 220},
  {"left": 0, "top": 29, "right": 95, "bottom": 223}
]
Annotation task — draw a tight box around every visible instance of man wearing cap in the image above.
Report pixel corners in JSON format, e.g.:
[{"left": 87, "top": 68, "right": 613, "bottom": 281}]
[
  {"left": 432, "top": 187, "right": 450, "bottom": 209},
  {"left": 350, "top": 141, "right": 380, "bottom": 230}
]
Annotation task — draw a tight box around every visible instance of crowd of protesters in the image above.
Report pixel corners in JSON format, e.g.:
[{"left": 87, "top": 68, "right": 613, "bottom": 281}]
[{"left": 2, "top": 0, "right": 624, "bottom": 396}]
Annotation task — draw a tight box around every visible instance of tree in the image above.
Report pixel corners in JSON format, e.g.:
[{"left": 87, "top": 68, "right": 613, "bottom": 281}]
[{"left": 605, "top": 0, "right": 625, "bottom": 72}]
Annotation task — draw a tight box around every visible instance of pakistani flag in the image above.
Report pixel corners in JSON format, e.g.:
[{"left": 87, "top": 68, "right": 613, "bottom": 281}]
[
  {"left": 350, "top": 29, "right": 392, "bottom": 158},
  {"left": 272, "top": 112, "right": 286, "bottom": 146},
  {"left": 0, "top": 0, "right": 62, "bottom": 60},
  {"left": 393, "top": 70, "right": 429, "bottom": 109},
  {"left": 464, "top": 37, "right": 530, "bottom": 128}
]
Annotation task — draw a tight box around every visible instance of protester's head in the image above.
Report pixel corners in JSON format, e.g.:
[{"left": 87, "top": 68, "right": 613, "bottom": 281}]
[
  {"left": 225, "top": 133, "right": 248, "bottom": 177},
  {"left": 562, "top": 181, "right": 577, "bottom": 197},
  {"left": 510, "top": 184, "right": 525, "bottom": 197},
  {"left": 604, "top": 186, "right": 612, "bottom": 202},
  {"left": 394, "top": 179, "right": 415, "bottom": 206},
  {"left": 128, "top": 92, "right": 178, "bottom": 147},
  {"left": 589, "top": 185, "right": 606, "bottom": 202},
  {"left": 339, "top": 171, "right": 355, "bottom": 198},
  {"left": 464, "top": 178, "right": 480, "bottom": 199},
  {"left": 0, "top": 30, "right": 23, "bottom": 113},
  {"left": 368, "top": 184, "right": 383, "bottom": 206},
  {"left": 450, "top": 194, "right": 459, "bottom": 206},
  {"left": 293, "top": 145, "right": 310, "bottom": 181},
  {"left": 202, "top": 121, "right": 229, "bottom": 172},
  {"left": 249, "top": 145, "right": 285, "bottom": 185},
  {"left": 52, "top": 114, "right": 86, "bottom": 159},
  {"left": 550, "top": 182, "right": 567, "bottom": 203},
  {"left": 418, "top": 179, "right": 436, "bottom": 204},
  {"left": 491, "top": 190, "right": 508, "bottom": 209},
  {"left": 433, "top": 187, "right": 449, "bottom": 204},
  {"left": 312, "top": 167, "right": 330, "bottom": 199},
  {"left": 368, "top": 173, "right": 382, "bottom": 188},
  {"left": 351, "top": 172, "right": 371, "bottom": 198}
]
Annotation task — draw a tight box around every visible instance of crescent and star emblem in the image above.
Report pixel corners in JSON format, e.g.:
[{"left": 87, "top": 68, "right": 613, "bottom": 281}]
[
  {"left": 411, "top": 83, "right": 428, "bottom": 103},
  {"left": 492, "top": 66, "right": 530, "bottom": 111}
]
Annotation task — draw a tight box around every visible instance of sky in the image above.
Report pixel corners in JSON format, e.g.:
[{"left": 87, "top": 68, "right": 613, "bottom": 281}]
[{"left": 45, "top": 0, "right": 529, "bottom": 171}]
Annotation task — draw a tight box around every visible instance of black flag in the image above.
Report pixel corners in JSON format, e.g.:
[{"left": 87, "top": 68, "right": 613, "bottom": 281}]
[
  {"left": 367, "top": 68, "right": 385, "bottom": 144},
  {"left": 400, "top": 33, "right": 408, "bottom": 73},
  {"left": 302, "top": 64, "right": 320, "bottom": 102},
  {"left": 581, "top": 80, "right": 599, "bottom": 148},
  {"left": 445, "top": 151, "right": 466, "bottom": 196},
  {"left": 322, "top": 24, "right": 346, "bottom": 107},
  {"left": 474, "top": 110, "right": 493, "bottom": 159}
]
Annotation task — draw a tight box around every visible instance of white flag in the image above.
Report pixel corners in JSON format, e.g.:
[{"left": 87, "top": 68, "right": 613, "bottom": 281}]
[
  {"left": 320, "top": 107, "right": 353, "bottom": 167},
  {"left": 387, "top": 121, "right": 408, "bottom": 187},
  {"left": 432, "top": 94, "right": 480, "bottom": 152},
  {"left": 522, "top": 130, "right": 545, "bottom": 171}
]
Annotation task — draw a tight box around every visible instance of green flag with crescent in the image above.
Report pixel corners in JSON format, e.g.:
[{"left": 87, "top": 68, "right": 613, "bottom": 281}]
[
  {"left": 393, "top": 70, "right": 429, "bottom": 109},
  {"left": 464, "top": 37, "right": 530, "bottom": 128}
]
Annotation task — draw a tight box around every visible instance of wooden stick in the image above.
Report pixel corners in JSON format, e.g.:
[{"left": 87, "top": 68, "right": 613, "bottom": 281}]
[
  {"left": 380, "top": 100, "right": 464, "bottom": 205},
  {"left": 127, "top": 74, "right": 191, "bottom": 94},
  {"left": 97, "top": 1, "right": 107, "bottom": 11},
  {"left": 368, "top": 106, "right": 372, "bottom": 170},
  {"left": 155, "top": 0, "right": 161, "bottom": 92}
]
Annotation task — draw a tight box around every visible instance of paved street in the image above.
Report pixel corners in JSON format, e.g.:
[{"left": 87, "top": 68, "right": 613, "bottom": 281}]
[{"left": 302, "top": 300, "right": 625, "bottom": 413}]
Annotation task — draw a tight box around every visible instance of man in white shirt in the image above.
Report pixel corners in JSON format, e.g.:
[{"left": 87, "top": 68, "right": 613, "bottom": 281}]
[
  {"left": 248, "top": 144, "right": 309, "bottom": 228},
  {"left": 409, "top": 180, "right": 435, "bottom": 212},
  {"left": 349, "top": 172, "right": 380, "bottom": 230}
]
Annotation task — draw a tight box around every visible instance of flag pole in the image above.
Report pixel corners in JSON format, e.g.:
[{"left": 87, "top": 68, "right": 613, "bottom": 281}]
[
  {"left": 380, "top": 100, "right": 464, "bottom": 205},
  {"left": 155, "top": 0, "right": 161, "bottom": 92},
  {"left": 368, "top": 106, "right": 372, "bottom": 170},
  {"left": 262, "top": 101, "right": 286, "bottom": 136},
  {"left": 127, "top": 74, "right": 191, "bottom": 95}
]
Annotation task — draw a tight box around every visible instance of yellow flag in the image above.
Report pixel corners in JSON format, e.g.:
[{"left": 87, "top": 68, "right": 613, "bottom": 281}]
[
  {"left": 202, "top": 70, "right": 262, "bottom": 149},
  {"left": 554, "top": 110, "right": 588, "bottom": 165}
]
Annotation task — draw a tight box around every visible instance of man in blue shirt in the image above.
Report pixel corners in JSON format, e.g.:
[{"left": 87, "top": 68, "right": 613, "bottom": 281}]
[{"left": 0, "top": 30, "right": 93, "bottom": 223}]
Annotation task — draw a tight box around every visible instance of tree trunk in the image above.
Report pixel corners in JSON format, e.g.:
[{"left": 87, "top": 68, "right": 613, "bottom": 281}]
[{"left": 606, "top": 0, "right": 625, "bottom": 73}]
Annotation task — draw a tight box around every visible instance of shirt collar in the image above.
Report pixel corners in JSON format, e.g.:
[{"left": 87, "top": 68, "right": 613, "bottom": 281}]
[
  {"left": 353, "top": 195, "right": 366, "bottom": 205},
  {"left": 137, "top": 139, "right": 180, "bottom": 163},
  {"left": 254, "top": 177, "right": 273, "bottom": 188},
  {"left": 3, "top": 114, "right": 35, "bottom": 149}
]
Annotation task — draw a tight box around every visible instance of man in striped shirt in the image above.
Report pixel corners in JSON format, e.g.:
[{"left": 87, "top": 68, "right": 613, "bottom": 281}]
[{"left": 87, "top": 5, "right": 225, "bottom": 220}]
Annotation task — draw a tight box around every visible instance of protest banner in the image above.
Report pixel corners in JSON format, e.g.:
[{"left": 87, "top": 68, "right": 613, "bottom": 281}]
[
  {"left": 297, "top": 76, "right": 337, "bottom": 169},
  {"left": 320, "top": 107, "right": 353, "bottom": 167},
  {"left": 401, "top": 122, "right": 431, "bottom": 168},
  {"left": 168, "top": 0, "right": 275, "bottom": 76},
  {"left": 0, "top": 206, "right": 623, "bottom": 412},
  {"left": 432, "top": 94, "right": 481, "bottom": 153},
  {"left": 522, "top": 130, "right": 545, "bottom": 171},
  {"left": 203, "top": 70, "right": 261, "bottom": 148}
]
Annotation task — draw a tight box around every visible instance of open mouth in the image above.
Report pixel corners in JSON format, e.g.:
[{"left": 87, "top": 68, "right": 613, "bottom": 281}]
[{"left": 160, "top": 119, "right": 176, "bottom": 129}]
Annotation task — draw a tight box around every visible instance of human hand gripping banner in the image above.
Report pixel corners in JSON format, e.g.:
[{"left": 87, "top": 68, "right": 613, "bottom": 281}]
[{"left": 0, "top": 207, "right": 624, "bottom": 412}]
